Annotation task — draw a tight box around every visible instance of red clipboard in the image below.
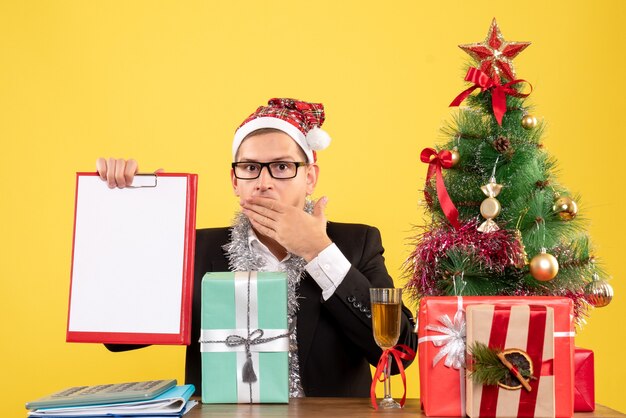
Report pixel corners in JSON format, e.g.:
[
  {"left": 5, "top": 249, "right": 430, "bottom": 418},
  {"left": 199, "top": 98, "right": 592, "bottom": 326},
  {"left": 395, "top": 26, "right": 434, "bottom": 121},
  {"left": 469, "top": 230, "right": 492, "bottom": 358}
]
[{"left": 66, "top": 172, "right": 197, "bottom": 345}]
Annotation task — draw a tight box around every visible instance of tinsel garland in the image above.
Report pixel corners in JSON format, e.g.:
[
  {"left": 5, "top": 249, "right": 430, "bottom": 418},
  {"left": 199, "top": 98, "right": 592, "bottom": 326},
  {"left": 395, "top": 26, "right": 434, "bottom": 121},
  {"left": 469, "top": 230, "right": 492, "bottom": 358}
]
[
  {"left": 547, "top": 288, "right": 589, "bottom": 326},
  {"left": 404, "top": 218, "right": 589, "bottom": 324},
  {"left": 222, "top": 201, "right": 314, "bottom": 398},
  {"left": 404, "top": 218, "right": 525, "bottom": 298}
]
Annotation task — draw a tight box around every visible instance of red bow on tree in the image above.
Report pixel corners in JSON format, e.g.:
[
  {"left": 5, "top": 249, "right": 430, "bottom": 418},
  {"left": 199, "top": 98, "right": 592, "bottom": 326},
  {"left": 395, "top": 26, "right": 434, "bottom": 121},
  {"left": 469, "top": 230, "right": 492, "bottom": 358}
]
[
  {"left": 421, "top": 148, "right": 460, "bottom": 229},
  {"left": 449, "top": 67, "right": 532, "bottom": 125}
]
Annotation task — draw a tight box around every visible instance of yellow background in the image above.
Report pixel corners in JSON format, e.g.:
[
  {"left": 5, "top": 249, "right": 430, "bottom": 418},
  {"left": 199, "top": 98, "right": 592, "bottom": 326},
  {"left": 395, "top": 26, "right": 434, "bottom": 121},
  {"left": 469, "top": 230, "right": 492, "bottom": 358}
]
[{"left": 2, "top": 1, "right": 625, "bottom": 415}]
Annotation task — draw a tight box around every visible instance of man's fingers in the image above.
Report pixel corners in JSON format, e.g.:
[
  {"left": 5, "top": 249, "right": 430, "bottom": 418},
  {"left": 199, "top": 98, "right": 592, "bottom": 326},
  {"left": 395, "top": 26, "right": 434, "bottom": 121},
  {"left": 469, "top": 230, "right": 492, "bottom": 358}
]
[
  {"left": 115, "top": 158, "right": 127, "bottom": 188},
  {"left": 258, "top": 205, "right": 277, "bottom": 219},
  {"left": 248, "top": 217, "right": 275, "bottom": 239},
  {"left": 96, "top": 158, "right": 107, "bottom": 180},
  {"left": 245, "top": 209, "right": 277, "bottom": 229},
  {"left": 243, "top": 201, "right": 280, "bottom": 220},
  {"left": 124, "top": 159, "right": 138, "bottom": 186},
  {"left": 106, "top": 157, "right": 118, "bottom": 188},
  {"left": 313, "top": 196, "right": 328, "bottom": 218},
  {"left": 97, "top": 157, "right": 140, "bottom": 188},
  {"left": 245, "top": 197, "right": 284, "bottom": 214}
]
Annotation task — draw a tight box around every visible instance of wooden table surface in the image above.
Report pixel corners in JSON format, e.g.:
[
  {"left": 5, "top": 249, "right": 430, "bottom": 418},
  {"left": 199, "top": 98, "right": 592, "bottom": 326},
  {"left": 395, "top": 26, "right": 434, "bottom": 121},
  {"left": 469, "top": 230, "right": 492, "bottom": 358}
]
[{"left": 185, "top": 398, "right": 625, "bottom": 417}]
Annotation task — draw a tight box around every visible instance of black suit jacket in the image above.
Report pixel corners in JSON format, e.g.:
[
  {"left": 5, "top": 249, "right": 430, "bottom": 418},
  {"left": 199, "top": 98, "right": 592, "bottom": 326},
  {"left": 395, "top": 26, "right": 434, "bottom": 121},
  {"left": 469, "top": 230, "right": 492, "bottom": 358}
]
[{"left": 185, "top": 222, "right": 417, "bottom": 397}]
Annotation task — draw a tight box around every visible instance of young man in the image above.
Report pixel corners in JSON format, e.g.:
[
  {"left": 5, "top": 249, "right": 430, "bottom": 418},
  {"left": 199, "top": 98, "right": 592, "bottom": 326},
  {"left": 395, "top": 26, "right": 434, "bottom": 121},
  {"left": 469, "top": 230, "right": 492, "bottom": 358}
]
[{"left": 100, "top": 98, "right": 417, "bottom": 397}]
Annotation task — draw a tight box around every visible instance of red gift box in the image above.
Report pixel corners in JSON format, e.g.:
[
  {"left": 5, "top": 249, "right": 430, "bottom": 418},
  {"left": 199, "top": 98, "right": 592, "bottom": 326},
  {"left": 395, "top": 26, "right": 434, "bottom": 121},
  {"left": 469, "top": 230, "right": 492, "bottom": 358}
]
[
  {"left": 573, "top": 348, "right": 594, "bottom": 412},
  {"left": 465, "top": 304, "right": 555, "bottom": 418},
  {"left": 418, "top": 296, "right": 574, "bottom": 417}
]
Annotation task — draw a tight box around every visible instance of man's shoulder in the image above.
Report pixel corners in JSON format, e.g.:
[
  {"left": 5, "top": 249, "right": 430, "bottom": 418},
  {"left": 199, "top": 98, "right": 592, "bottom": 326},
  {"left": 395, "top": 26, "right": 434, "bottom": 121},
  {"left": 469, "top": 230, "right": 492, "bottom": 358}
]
[
  {"left": 327, "top": 221, "right": 379, "bottom": 233},
  {"left": 326, "top": 221, "right": 382, "bottom": 243},
  {"left": 196, "top": 226, "right": 231, "bottom": 235},
  {"left": 196, "top": 227, "right": 231, "bottom": 246}
]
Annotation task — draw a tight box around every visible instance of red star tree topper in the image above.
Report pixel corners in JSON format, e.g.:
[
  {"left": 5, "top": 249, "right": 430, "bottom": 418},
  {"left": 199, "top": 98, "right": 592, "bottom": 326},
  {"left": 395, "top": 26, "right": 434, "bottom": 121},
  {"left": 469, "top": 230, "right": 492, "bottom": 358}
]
[{"left": 459, "top": 18, "right": 530, "bottom": 82}]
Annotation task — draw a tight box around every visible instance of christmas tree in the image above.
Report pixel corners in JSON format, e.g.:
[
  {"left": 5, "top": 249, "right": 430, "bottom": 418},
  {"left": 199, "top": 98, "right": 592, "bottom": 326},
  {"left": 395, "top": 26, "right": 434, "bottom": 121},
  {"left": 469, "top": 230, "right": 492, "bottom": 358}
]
[{"left": 404, "top": 18, "right": 613, "bottom": 324}]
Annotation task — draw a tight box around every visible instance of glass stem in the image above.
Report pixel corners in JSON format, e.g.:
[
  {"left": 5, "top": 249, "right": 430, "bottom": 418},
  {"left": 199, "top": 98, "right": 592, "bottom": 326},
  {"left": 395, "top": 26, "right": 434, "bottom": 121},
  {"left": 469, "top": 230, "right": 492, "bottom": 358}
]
[{"left": 384, "top": 352, "right": 392, "bottom": 399}]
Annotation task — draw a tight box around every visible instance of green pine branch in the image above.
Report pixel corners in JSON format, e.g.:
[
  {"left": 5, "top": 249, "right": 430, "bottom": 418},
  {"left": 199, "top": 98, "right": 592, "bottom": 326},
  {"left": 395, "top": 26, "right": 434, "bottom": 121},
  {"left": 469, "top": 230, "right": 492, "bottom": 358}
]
[{"left": 468, "top": 342, "right": 531, "bottom": 386}]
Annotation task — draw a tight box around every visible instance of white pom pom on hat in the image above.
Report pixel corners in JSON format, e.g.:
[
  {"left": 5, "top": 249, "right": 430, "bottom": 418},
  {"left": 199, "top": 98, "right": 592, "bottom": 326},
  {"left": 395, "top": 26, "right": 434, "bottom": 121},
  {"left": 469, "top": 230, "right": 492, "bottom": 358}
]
[
  {"left": 232, "top": 98, "right": 331, "bottom": 163},
  {"left": 305, "top": 126, "right": 332, "bottom": 151}
]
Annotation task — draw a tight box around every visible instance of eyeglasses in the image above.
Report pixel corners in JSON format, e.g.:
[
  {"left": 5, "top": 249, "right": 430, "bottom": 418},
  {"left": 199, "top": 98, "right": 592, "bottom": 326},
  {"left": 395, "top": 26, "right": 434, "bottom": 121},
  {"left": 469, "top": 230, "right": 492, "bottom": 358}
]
[{"left": 231, "top": 161, "right": 308, "bottom": 179}]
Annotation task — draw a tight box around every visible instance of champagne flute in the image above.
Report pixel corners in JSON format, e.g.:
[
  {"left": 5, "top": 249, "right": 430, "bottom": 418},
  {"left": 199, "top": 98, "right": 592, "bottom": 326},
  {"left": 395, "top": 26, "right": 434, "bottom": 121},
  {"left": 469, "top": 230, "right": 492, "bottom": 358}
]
[{"left": 370, "top": 287, "right": 402, "bottom": 409}]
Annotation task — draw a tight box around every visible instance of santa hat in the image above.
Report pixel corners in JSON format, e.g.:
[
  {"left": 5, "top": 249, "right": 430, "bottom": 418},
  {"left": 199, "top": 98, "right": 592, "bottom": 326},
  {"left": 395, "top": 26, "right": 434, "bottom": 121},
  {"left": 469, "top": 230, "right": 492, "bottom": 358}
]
[{"left": 232, "top": 98, "right": 331, "bottom": 163}]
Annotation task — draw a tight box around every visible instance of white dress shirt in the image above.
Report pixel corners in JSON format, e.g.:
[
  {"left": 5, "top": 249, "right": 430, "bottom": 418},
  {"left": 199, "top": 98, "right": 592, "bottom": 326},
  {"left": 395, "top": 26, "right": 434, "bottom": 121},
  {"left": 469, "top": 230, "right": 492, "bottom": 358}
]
[{"left": 248, "top": 229, "right": 351, "bottom": 300}]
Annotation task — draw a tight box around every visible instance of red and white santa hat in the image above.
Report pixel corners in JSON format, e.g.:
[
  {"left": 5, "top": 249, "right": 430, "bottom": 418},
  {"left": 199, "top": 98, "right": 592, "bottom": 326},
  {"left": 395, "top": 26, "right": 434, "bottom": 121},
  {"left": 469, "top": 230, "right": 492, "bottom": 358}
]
[{"left": 232, "top": 98, "right": 331, "bottom": 163}]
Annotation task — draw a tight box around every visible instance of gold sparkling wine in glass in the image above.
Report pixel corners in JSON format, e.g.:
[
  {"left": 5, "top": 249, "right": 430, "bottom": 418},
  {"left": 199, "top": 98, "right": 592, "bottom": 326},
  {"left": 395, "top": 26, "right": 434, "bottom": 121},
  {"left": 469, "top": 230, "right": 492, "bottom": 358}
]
[
  {"left": 371, "top": 302, "right": 401, "bottom": 349},
  {"left": 370, "top": 288, "right": 402, "bottom": 409}
]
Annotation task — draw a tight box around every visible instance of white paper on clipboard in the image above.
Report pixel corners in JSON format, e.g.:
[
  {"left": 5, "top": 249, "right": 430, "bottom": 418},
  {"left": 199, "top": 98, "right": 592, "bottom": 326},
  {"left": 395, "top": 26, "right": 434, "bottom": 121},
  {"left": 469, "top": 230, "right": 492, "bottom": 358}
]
[{"left": 67, "top": 172, "right": 197, "bottom": 345}]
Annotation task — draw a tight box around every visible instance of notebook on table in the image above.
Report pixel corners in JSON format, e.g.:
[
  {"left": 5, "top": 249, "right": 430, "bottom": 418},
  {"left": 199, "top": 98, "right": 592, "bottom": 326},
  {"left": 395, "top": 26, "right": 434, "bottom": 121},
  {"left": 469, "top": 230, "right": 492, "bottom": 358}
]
[{"left": 25, "top": 379, "right": 177, "bottom": 410}]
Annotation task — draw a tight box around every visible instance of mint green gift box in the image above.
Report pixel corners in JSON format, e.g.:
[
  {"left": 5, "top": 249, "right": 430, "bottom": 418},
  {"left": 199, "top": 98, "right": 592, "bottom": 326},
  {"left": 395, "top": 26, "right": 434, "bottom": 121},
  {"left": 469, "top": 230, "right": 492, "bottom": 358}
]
[{"left": 200, "top": 271, "right": 289, "bottom": 403}]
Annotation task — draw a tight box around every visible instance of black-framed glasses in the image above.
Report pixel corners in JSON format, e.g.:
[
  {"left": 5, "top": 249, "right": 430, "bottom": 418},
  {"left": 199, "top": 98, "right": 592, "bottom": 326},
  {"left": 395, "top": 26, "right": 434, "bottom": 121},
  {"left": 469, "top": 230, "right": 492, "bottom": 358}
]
[{"left": 231, "top": 161, "right": 308, "bottom": 179}]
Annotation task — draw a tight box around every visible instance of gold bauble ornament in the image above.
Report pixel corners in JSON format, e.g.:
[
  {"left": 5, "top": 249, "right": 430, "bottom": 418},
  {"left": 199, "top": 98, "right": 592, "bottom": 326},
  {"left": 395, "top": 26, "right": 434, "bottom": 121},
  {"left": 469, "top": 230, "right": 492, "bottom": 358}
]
[
  {"left": 585, "top": 274, "right": 614, "bottom": 308},
  {"left": 529, "top": 249, "right": 559, "bottom": 281},
  {"left": 450, "top": 147, "right": 461, "bottom": 167},
  {"left": 521, "top": 114, "right": 538, "bottom": 130},
  {"left": 553, "top": 196, "right": 578, "bottom": 221}
]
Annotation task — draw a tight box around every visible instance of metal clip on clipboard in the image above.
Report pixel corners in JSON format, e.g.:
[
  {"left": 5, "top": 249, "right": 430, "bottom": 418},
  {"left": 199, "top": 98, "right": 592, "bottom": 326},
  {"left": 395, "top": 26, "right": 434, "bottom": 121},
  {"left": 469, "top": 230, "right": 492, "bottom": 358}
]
[{"left": 127, "top": 173, "right": 158, "bottom": 188}]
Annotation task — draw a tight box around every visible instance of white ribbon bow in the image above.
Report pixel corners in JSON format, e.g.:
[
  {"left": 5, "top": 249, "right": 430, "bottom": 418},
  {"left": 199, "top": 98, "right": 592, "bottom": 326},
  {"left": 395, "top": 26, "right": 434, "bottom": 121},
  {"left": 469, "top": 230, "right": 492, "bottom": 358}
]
[{"left": 425, "top": 309, "right": 466, "bottom": 369}]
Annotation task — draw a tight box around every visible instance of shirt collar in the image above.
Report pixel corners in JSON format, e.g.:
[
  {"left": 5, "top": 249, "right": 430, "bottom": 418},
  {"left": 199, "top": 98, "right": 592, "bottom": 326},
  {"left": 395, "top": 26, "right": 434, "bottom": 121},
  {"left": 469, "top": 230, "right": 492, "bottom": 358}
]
[{"left": 247, "top": 227, "right": 291, "bottom": 263}]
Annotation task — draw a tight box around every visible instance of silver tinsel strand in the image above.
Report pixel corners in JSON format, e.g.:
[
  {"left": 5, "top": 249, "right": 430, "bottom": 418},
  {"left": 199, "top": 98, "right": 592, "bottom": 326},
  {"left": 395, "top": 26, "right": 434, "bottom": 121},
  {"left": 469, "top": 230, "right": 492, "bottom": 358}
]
[{"left": 222, "top": 202, "right": 314, "bottom": 398}]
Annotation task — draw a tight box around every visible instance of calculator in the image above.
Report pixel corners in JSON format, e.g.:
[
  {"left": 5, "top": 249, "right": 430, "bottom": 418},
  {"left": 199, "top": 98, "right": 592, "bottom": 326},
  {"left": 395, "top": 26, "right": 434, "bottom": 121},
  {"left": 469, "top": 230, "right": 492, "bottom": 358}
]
[{"left": 25, "top": 379, "right": 177, "bottom": 410}]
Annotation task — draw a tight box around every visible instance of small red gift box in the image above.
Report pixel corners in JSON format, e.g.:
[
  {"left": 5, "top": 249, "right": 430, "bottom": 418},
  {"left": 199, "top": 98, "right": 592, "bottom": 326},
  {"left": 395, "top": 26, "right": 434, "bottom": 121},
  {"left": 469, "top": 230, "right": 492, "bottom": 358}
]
[
  {"left": 418, "top": 296, "right": 574, "bottom": 417},
  {"left": 573, "top": 348, "right": 594, "bottom": 412},
  {"left": 465, "top": 304, "right": 555, "bottom": 418}
]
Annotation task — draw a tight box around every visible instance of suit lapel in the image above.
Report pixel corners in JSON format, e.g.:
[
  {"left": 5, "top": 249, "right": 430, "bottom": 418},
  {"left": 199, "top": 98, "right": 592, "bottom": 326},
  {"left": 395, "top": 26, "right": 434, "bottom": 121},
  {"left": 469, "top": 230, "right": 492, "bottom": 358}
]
[{"left": 296, "top": 272, "right": 321, "bottom": 371}]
